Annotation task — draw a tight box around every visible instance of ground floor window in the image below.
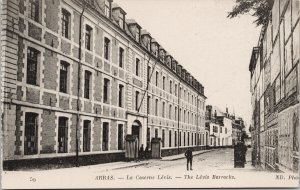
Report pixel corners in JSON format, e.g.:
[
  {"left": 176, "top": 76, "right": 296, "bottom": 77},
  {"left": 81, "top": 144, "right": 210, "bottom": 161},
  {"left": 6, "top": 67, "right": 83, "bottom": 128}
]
[
  {"left": 24, "top": 112, "right": 38, "bottom": 155},
  {"left": 58, "top": 117, "right": 68, "bottom": 153},
  {"left": 162, "top": 129, "right": 165, "bottom": 148},
  {"left": 179, "top": 131, "right": 182, "bottom": 146},
  {"left": 83, "top": 120, "right": 91, "bottom": 152},
  {"left": 175, "top": 131, "right": 177, "bottom": 147},
  {"left": 169, "top": 130, "right": 172, "bottom": 147},
  {"left": 147, "top": 127, "right": 151, "bottom": 148},
  {"left": 184, "top": 132, "right": 186, "bottom": 146},
  {"left": 102, "top": 122, "right": 109, "bottom": 151},
  {"left": 118, "top": 124, "right": 123, "bottom": 150}
]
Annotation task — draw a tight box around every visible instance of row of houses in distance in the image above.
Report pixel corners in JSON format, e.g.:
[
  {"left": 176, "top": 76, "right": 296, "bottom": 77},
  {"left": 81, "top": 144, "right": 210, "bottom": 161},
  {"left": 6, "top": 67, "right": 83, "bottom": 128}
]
[{"left": 205, "top": 105, "right": 247, "bottom": 148}]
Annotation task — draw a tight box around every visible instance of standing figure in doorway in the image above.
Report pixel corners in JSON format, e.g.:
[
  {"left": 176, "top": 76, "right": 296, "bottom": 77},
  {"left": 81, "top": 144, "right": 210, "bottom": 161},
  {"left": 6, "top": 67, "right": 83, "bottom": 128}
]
[{"left": 138, "top": 144, "right": 145, "bottom": 160}]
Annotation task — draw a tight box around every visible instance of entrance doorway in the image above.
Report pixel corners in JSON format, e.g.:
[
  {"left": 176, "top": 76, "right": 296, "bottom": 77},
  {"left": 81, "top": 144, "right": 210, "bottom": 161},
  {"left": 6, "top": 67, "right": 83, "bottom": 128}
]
[{"left": 132, "top": 120, "right": 142, "bottom": 147}]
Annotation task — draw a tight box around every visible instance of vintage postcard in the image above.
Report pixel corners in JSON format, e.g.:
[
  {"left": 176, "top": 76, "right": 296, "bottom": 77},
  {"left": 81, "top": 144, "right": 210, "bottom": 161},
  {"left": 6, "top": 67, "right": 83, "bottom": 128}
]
[{"left": 0, "top": 0, "right": 299, "bottom": 189}]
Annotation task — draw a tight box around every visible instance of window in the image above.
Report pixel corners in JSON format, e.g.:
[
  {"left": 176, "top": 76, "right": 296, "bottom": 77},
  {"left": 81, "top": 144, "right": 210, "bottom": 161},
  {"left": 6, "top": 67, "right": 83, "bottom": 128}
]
[
  {"left": 147, "top": 127, "right": 151, "bottom": 147},
  {"left": 155, "top": 128, "right": 158, "bottom": 138},
  {"left": 188, "top": 132, "right": 190, "bottom": 146},
  {"left": 84, "top": 71, "right": 91, "bottom": 99},
  {"left": 179, "top": 131, "right": 182, "bottom": 146},
  {"left": 27, "top": 48, "right": 39, "bottom": 85},
  {"left": 162, "top": 102, "right": 165, "bottom": 117},
  {"left": 104, "top": 37, "right": 110, "bottom": 60},
  {"left": 191, "top": 133, "right": 193, "bottom": 146},
  {"left": 103, "top": 78, "right": 110, "bottom": 103},
  {"left": 169, "top": 130, "right": 172, "bottom": 147},
  {"left": 220, "top": 127, "right": 222, "bottom": 133},
  {"left": 135, "top": 91, "right": 139, "bottom": 111},
  {"left": 85, "top": 25, "right": 92, "bottom": 50},
  {"left": 136, "top": 28, "right": 140, "bottom": 42},
  {"left": 119, "top": 13, "right": 125, "bottom": 29},
  {"left": 184, "top": 132, "right": 186, "bottom": 146},
  {"left": 29, "top": 0, "right": 39, "bottom": 22},
  {"left": 118, "top": 124, "right": 123, "bottom": 150},
  {"left": 199, "top": 134, "right": 201, "bottom": 145},
  {"left": 24, "top": 112, "right": 38, "bottom": 155},
  {"left": 102, "top": 122, "right": 109, "bottom": 151},
  {"left": 104, "top": 0, "right": 111, "bottom": 18},
  {"left": 162, "top": 76, "right": 165, "bottom": 90},
  {"left": 175, "top": 107, "right": 178, "bottom": 120},
  {"left": 195, "top": 133, "right": 197, "bottom": 145},
  {"left": 59, "top": 61, "right": 68, "bottom": 93},
  {"left": 83, "top": 120, "right": 91, "bottom": 152},
  {"left": 147, "top": 66, "right": 151, "bottom": 82},
  {"left": 155, "top": 99, "right": 158, "bottom": 116},
  {"left": 162, "top": 129, "right": 165, "bottom": 148},
  {"left": 119, "top": 47, "right": 124, "bottom": 67},
  {"left": 155, "top": 71, "right": 159, "bottom": 86},
  {"left": 58, "top": 117, "right": 68, "bottom": 153},
  {"left": 175, "top": 84, "right": 177, "bottom": 96},
  {"left": 118, "top": 84, "right": 124, "bottom": 107},
  {"left": 184, "top": 110, "right": 186, "bottom": 122},
  {"left": 135, "top": 58, "right": 140, "bottom": 76},
  {"left": 175, "top": 131, "right": 177, "bottom": 147},
  {"left": 147, "top": 96, "right": 150, "bottom": 114},
  {"left": 179, "top": 108, "right": 182, "bottom": 121},
  {"left": 62, "top": 9, "right": 70, "bottom": 39},
  {"left": 170, "top": 81, "right": 172, "bottom": 93},
  {"left": 169, "top": 105, "right": 172, "bottom": 119}
]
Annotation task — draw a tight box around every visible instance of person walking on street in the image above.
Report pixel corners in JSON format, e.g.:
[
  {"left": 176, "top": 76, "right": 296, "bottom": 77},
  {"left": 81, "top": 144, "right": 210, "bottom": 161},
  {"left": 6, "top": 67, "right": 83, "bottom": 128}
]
[{"left": 184, "top": 148, "right": 193, "bottom": 171}]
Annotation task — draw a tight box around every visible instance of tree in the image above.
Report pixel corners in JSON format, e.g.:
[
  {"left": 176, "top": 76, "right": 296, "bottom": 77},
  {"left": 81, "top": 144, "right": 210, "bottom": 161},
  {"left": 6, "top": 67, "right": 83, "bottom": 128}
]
[{"left": 227, "top": 0, "right": 274, "bottom": 27}]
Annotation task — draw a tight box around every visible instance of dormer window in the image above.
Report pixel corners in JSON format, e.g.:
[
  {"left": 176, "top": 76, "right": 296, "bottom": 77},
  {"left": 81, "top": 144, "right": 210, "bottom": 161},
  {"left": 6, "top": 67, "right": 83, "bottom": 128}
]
[
  {"left": 136, "top": 28, "right": 140, "bottom": 42},
  {"left": 105, "top": 0, "right": 111, "bottom": 18},
  {"left": 119, "top": 13, "right": 125, "bottom": 29}
]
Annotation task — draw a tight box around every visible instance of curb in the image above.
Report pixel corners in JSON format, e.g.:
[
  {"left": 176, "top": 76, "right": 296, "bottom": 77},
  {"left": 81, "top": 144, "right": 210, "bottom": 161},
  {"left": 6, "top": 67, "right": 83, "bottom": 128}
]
[
  {"left": 161, "top": 149, "right": 214, "bottom": 161},
  {"left": 111, "top": 162, "right": 149, "bottom": 170}
]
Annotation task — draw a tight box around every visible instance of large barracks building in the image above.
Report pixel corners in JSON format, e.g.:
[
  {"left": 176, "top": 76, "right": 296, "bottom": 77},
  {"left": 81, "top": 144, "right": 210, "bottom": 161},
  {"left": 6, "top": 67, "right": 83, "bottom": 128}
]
[{"left": 1, "top": 0, "right": 206, "bottom": 169}]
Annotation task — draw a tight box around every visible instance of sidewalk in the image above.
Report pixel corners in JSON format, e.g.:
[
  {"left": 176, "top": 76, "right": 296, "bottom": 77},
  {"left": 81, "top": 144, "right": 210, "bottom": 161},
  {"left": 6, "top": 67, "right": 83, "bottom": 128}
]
[{"left": 161, "top": 149, "right": 213, "bottom": 161}]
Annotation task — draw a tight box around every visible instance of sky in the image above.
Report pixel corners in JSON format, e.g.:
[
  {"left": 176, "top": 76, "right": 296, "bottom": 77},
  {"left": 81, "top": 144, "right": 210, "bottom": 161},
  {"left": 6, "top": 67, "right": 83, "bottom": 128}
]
[{"left": 114, "top": 0, "right": 262, "bottom": 130}]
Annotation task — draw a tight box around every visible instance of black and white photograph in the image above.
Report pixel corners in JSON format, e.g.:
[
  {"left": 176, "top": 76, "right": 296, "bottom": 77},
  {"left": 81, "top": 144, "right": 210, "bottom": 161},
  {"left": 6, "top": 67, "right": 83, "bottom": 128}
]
[{"left": 0, "top": 0, "right": 299, "bottom": 189}]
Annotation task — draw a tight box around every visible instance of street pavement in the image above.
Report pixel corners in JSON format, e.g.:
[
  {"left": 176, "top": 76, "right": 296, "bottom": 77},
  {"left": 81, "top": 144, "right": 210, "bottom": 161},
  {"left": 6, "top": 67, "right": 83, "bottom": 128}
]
[{"left": 4, "top": 148, "right": 296, "bottom": 189}]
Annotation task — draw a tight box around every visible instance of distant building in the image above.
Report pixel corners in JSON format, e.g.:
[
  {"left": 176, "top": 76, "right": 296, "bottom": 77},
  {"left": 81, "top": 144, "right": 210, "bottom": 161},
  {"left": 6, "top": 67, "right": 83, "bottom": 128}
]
[{"left": 205, "top": 105, "right": 240, "bottom": 148}]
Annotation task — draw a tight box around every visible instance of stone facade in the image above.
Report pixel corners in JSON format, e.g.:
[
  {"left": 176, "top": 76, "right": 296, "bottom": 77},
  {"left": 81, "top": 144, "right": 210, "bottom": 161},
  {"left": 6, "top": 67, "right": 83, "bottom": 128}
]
[{"left": 1, "top": 0, "right": 206, "bottom": 169}]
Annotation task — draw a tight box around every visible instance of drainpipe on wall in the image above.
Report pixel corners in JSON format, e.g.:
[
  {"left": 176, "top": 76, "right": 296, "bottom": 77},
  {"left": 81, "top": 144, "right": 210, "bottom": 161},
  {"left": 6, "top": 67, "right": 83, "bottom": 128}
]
[
  {"left": 75, "top": 2, "right": 86, "bottom": 167},
  {"left": 177, "top": 81, "right": 181, "bottom": 155},
  {"left": 196, "top": 95, "right": 199, "bottom": 148}
]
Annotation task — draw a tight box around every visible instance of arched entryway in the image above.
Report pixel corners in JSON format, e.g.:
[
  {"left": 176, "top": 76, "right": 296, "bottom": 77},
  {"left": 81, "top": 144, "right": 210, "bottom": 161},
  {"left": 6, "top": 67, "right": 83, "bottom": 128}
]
[{"left": 132, "top": 120, "right": 142, "bottom": 147}]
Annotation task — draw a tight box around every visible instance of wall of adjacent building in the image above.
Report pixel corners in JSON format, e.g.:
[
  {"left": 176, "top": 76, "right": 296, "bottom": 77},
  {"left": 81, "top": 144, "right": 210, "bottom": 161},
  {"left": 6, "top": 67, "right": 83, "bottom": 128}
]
[{"left": 250, "top": 0, "right": 299, "bottom": 172}]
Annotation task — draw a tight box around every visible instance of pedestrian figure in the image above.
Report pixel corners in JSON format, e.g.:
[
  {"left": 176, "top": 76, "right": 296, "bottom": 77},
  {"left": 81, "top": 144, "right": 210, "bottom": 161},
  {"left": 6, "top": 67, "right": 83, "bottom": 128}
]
[
  {"left": 144, "top": 145, "right": 150, "bottom": 159},
  {"left": 184, "top": 148, "right": 193, "bottom": 171},
  {"left": 138, "top": 144, "right": 144, "bottom": 160}
]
